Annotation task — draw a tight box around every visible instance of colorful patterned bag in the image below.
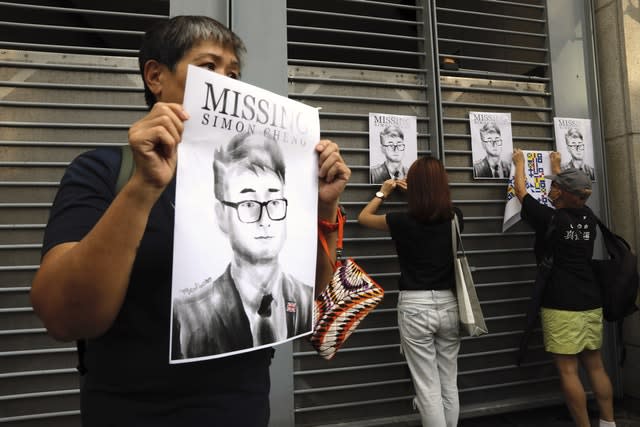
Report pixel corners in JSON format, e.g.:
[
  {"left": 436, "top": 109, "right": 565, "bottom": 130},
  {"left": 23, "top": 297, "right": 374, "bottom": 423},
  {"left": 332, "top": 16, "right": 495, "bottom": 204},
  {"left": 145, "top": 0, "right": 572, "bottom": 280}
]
[{"left": 310, "top": 209, "right": 384, "bottom": 360}]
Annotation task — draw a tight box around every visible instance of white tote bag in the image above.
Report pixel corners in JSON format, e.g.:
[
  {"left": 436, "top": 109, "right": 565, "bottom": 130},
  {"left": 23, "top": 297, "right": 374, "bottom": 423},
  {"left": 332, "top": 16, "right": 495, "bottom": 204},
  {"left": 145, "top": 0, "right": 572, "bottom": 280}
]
[{"left": 452, "top": 215, "right": 488, "bottom": 337}]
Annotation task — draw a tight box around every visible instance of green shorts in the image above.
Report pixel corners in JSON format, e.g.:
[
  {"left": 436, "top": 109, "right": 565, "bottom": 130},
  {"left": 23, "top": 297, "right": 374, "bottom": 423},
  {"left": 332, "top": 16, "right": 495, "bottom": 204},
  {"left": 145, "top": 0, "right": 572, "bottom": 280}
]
[{"left": 540, "top": 307, "right": 603, "bottom": 355}]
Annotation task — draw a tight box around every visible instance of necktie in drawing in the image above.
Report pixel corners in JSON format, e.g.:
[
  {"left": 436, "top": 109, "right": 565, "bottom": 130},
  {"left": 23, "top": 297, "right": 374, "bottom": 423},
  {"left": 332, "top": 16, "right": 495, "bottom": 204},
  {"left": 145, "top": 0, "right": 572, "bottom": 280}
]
[
  {"left": 493, "top": 165, "right": 500, "bottom": 178},
  {"left": 257, "top": 294, "right": 274, "bottom": 345}
]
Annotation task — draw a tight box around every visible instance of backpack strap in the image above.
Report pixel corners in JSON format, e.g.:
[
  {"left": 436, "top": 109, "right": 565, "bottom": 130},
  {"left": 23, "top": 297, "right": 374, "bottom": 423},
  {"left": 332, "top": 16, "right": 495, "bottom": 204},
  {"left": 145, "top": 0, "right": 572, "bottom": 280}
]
[
  {"left": 542, "top": 212, "right": 557, "bottom": 263},
  {"left": 115, "top": 144, "right": 135, "bottom": 194},
  {"left": 584, "top": 208, "right": 635, "bottom": 364},
  {"left": 76, "top": 339, "right": 87, "bottom": 375}
]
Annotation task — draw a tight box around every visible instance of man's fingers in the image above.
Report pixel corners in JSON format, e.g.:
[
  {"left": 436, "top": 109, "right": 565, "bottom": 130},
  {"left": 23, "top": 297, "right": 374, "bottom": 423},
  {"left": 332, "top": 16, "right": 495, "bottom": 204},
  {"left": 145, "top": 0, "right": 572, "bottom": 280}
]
[
  {"left": 129, "top": 102, "right": 189, "bottom": 155},
  {"left": 147, "top": 104, "right": 186, "bottom": 142},
  {"left": 316, "top": 139, "right": 350, "bottom": 185},
  {"left": 322, "top": 158, "right": 349, "bottom": 183},
  {"left": 318, "top": 150, "right": 342, "bottom": 179}
]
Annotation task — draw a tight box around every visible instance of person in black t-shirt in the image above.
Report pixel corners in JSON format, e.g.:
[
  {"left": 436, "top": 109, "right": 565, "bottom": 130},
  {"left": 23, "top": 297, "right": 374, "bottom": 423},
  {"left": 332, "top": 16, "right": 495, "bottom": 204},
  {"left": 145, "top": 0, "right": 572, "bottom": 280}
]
[
  {"left": 30, "top": 16, "right": 350, "bottom": 426},
  {"left": 359, "top": 156, "right": 462, "bottom": 427},
  {"left": 512, "top": 149, "right": 615, "bottom": 427}
]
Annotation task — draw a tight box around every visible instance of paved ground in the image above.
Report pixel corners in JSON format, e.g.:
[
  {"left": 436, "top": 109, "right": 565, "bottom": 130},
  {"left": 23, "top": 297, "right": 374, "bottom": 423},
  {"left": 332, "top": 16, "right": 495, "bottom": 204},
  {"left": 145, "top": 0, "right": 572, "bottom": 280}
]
[
  {"left": 321, "top": 397, "right": 640, "bottom": 427},
  {"left": 458, "top": 397, "right": 640, "bottom": 427}
]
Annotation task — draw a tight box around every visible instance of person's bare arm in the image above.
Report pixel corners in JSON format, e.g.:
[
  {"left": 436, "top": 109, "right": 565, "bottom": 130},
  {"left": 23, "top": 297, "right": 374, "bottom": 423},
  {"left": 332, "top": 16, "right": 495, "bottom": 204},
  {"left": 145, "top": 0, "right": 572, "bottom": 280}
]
[
  {"left": 314, "top": 140, "right": 351, "bottom": 297},
  {"left": 30, "top": 103, "right": 189, "bottom": 341},
  {"left": 358, "top": 179, "right": 401, "bottom": 231},
  {"left": 512, "top": 149, "right": 527, "bottom": 203}
]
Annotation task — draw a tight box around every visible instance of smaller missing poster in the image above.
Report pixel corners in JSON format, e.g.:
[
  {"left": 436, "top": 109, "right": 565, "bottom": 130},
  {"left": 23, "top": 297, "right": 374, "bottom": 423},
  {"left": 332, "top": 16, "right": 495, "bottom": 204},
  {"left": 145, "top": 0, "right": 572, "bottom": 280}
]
[
  {"left": 553, "top": 117, "right": 595, "bottom": 181},
  {"left": 503, "top": 150, "right": 553, "bottom": 232},
  {"left": 170, "top": 65, "right": 320, "bottom": 363},
  {"left": 368, "top": 113, "right": 417, "bottom": 184},
  {"left": 470, "top": 112, "right": 513, "bottom": 179}
]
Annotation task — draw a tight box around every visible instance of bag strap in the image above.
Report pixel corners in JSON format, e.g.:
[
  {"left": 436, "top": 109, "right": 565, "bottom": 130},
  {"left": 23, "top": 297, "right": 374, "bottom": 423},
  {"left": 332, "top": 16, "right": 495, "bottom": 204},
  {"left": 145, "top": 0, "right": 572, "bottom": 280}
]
[
  {"left": 451, "top": 213, "right": 465, "bottom": 256},
  {"left": 76, "top": 339, "right": 87, "bottom": 375},
  {"left": 586, "top": 207, "right": 632, "bottom": 254},
  {"left": 115, "top": 144, "right": 135, "bottom": 194},
  {"left": 540, "top": 212, "right": 558, "bottom": 267},
  {"left": 318, "top": 207, "right": 345, "bottom": 270},
  {"left": 451, "top": 216, "right": 457, "bottom": 260},
  {"left": 584, "top": 206, "right": 607, "bottom": 233}
]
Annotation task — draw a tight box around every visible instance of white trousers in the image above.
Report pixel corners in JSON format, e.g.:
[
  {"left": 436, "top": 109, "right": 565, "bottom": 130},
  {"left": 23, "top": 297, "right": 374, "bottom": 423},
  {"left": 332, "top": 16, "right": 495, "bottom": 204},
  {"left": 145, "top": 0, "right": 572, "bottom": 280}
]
[{"left": 398, "top": 290, "right": 461, "bottom": 427}]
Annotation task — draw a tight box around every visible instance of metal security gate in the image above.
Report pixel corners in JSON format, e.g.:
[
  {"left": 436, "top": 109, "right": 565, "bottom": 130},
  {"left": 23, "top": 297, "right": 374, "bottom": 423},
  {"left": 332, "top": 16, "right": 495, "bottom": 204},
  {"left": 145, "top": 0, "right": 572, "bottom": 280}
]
[
  {"left": 0, "top": 2, "right": 167, "bottom": 425},
  {"left": 1, "top": 0, "right": 608, "bottom": 426},
  {"left": 434, "top": 0, "right": 563, "bottom": 414},
  {"left": 288, "top": 1, "right": 437, "bottom": 425},
  {"left": 288, "top": 0, "right": 565, "bottom": 425}
]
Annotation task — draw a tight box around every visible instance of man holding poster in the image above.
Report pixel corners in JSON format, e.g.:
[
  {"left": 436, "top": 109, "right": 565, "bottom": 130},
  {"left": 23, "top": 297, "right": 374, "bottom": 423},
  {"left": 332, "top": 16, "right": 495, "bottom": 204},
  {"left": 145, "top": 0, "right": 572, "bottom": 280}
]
[
  {"left": 30, "top": 15, "right": 350, "bottom": 426},
  {"left": 511, "top": 149, "right": 616, "bottom": 427}
]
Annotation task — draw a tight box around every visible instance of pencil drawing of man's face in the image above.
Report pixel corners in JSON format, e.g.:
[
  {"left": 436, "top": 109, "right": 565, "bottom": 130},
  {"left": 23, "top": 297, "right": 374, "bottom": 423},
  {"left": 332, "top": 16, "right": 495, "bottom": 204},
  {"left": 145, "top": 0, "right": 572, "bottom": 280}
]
[
  {"left": 566, "top": 131, "right": 585, "bottom": 161},
  {"left": 219, "top": 165, "right": 287, "bottom": 264},
  {"left": 480, "top": 129, "right": 502, "bottom": 158},
  {"left": 380, "top": 131, "right": 405, "bottom": 163}
]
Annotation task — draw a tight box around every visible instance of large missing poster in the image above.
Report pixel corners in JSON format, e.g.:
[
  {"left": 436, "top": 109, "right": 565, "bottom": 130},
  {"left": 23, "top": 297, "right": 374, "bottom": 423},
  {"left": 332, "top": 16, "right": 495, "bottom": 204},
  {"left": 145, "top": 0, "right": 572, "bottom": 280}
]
[
  {"left": 553, "top": 117, "right": 595, "bottom": 181},
  {"left": 368, "top": 113, "right": 417, "bottom": 184},
  {"left": 470, "top": 112, "right": 513, "bottom": 179},
  {"left": 170, "top": 65, "right": 319, "bottom": 363},
  {"left": 503, "top": 150, "right": 554, "bottom": 232}
]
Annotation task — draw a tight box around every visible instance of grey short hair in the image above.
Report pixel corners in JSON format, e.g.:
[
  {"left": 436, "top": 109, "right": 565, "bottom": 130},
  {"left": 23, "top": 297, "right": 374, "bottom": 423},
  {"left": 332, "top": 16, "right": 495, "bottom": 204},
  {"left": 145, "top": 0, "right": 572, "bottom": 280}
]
[{"left": 138, "top": 15, "right": 246, "bottom": 108}]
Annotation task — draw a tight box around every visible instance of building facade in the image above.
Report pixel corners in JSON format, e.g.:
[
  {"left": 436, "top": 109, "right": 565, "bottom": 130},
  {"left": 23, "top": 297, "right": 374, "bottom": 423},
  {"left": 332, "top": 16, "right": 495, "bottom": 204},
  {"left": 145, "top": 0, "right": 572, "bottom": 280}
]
[{"left": 0, "top": 1, "right": 638, "bottom": 426}]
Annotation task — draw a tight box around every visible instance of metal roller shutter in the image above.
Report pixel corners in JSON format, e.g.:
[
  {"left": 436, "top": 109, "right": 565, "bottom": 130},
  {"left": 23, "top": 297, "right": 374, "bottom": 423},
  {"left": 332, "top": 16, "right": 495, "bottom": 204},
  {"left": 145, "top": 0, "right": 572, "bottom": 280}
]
[
  {"left": 0, "top": 1, "right": 167, "bottom": 56},
  {"left": 0, "top": 2, "right": 167, "bottom": 425},
  {"left": 288, "top": 1, "right": 437, "bottom": 425},
  {"left": 289, "top": 0, "right": 561, "bottom": 425},
  {"left": 435, "top": 0, "right": 562, "bottom": 415}
]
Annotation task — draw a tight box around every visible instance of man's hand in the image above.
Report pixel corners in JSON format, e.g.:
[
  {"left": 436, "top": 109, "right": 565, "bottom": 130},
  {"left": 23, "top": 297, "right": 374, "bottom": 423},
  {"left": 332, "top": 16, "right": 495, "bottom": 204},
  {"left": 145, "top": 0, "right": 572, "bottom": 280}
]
[
  {"left": 315, "top": 139, "right": 351, "bottom": 295},
  {"left": 549, "top": 151, "right": 562, "bottom": 174},
  {"left": 316, "top": 140, "right": 351, "bottom": 219},
  {"left": 512, "top": 148, "right": 525, "bottom": 167},
  {"left": 128, "top": 102, "right": 190, "bottom": 190},
  {"left": 511, "top": 149, "right": 528, "bottom": 202}
]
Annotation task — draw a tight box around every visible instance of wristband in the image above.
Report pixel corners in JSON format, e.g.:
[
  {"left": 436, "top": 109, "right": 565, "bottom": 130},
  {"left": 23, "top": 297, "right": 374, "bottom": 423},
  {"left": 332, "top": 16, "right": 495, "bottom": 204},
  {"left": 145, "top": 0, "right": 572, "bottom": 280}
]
[
  {"left": 318, "top": 218, "right": 339, "bottom": 233},
  {"left": 318, "top": 206, "right": 344, "bottom": 234}
]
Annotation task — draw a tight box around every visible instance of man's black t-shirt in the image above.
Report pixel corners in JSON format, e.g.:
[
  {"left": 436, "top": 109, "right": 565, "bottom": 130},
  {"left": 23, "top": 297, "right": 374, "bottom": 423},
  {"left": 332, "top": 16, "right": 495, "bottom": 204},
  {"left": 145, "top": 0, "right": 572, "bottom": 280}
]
[
  {"left": 42, "top": 148, "right": 273, "bottom": 426},
  {"left": 385, "top": 208, "right": 463, "bottom": 291},
  {"left": 521, "top": 194, "right": 601, "bottom": 311}
]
